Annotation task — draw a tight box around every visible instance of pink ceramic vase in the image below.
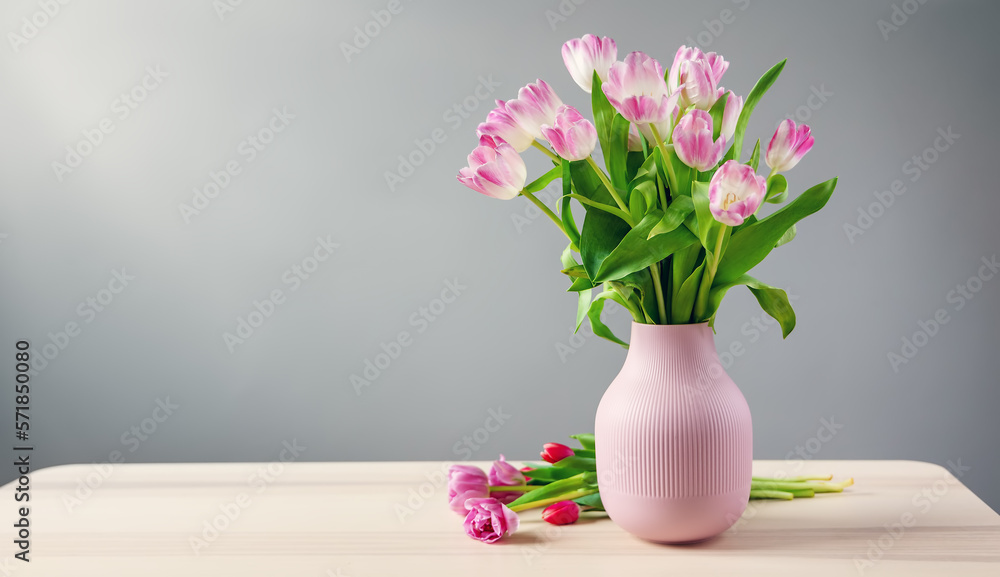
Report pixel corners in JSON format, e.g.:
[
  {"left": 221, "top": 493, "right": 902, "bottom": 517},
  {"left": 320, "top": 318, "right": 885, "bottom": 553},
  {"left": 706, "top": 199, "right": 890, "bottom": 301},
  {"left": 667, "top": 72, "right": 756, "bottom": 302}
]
[{"left": 595, "top": 322, "right": 752, "bottom": 543}]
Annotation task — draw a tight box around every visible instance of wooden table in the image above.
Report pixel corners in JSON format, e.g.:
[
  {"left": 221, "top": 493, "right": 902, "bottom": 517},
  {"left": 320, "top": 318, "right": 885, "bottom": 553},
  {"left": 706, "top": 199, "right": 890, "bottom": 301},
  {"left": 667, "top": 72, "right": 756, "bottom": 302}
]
[{"left": 2, "top": 460, "right": 998, "bottom": 575}]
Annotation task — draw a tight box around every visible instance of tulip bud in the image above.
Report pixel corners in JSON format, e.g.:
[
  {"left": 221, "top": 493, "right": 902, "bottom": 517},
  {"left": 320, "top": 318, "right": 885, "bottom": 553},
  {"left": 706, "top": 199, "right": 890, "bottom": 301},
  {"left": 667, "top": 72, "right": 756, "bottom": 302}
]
[
  {"left": 671, "top": 109, "right": 726, "bottom": 172},
  {"left": 542, "top": 500, "right": 581, "bottom": 525},
  {"left": 541, "top": 442, "right": 575, "bottom": 464},
  {"left": 708, "top": 160, "right": 767, "bottom": 226},
  {"left": 540, "top": 105, "right": 598, "bottom": 161},
  {"left": 562, "top": 34, "right": 617, "bottom": 93},
  {"left": 457, "top": 135, "right": 528, "bottom": 200},
  {"left": 765, "top": 119, "right": 814, "bottom": 173},
  {"left": 720, "top": 91, "right": 743, "bottom": 144}
]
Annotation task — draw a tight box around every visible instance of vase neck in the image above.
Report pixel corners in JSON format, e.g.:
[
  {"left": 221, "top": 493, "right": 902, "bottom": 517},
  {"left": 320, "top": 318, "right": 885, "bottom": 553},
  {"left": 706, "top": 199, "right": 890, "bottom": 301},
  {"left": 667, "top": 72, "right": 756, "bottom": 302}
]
[{"left": 625, "top": 322, "right": 719, "bottom": 365}]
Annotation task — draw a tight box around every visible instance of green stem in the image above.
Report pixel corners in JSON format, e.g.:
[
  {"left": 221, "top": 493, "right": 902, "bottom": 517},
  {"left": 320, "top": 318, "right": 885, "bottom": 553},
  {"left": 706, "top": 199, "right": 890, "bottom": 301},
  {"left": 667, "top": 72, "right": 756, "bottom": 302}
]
[
  {"left": 649, "top": 263, "right": 667, "bottom": 324},
  {"left": 488, "top": 485, "right": 537, "bottom": 493},
  {"left": 692, "top": 225, "right": 728, "bottom": 321},
  {"left": 532, "top": 140, "right": 560, "bottom": 163},
  {"left": 508, "top": 488, "right": 597, "bottom": 512},
  {"left": 585, "top": 156, "right": 628, "bottom": 213},
  {"left": 521, "top": 189, "right": 569, "bottom": 239},
  {"left": 648, "top": 123, "right": 678, "bottom": 200},
  {"left": 749, "top": 489, "right": 794, "bottom": 500},
  {"left": 566, "top": 193, "right": 634, "bottom": 226}
]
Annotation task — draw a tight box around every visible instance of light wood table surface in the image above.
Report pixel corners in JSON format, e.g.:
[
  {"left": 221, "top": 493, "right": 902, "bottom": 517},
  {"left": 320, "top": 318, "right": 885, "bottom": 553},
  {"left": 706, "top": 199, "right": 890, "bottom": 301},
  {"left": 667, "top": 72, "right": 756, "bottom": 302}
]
[{"left": 1, "top": 460, "right": 998, "bottom": 576}]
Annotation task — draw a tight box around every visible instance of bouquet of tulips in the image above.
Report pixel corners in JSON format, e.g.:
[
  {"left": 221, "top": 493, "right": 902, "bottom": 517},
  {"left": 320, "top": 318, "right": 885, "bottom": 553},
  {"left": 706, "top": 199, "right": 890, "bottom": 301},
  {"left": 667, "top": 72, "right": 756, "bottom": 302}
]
[
  {"left": 449, "top": 435, "right": 854, "bottom": 543},
  {"left": 457, "top": 35, "right": 837, "bottom": 343}
]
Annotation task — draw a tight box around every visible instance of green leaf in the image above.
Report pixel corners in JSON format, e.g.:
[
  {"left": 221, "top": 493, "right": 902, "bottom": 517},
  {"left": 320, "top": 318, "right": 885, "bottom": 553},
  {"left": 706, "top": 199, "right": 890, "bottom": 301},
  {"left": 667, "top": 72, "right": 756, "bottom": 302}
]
[
  {"left": 630, "top": 179, "right": 659, "bottom": 214},
  {"left": 567, "top": 277, "right": 596, "bottom": 292},
  {"left": 691, "top": 181, "right": 719, "bottom": 250},
  {"left": 709, "top": 92, "right": 730, "bottom": 141},
  {"left": 715, "top": 177, "right": 837, "bottom": 285},
  {"left": 707, "top": 275, "right": 796, "bottom": 337},
  {"left": 775, "top": 223, "right": 797, "bottom": 248},
  {"left": 580, "top": 208, "right": 631, "bottom": 280},
  {"left": 560, "top": 264, "right": 589, "bottom": 278},
  {"left": 575, "top": 288, "right": 592, "bottom": 331},
  {"left": 587, "top": 290, "right": 629, "bottom": 347},
  {"left": 672, "top": 260, "right": 705, "bottom": 324},
  {"left": 571, "top": 449, "right": 596, "bottom": 459},
  {"left": 573, "top": 492, "right": 605, "bottom": 511},
  {"left": 648, "top": 196, "right": 694, "bottom": 239},
  {"left": 748, "top": 139, "right": 761, "bottom": 172},
  {"left": 618, "top": 269, "right": 659, "bottom": 324},
  {"left": 570, "top": 433, "right": 595, "bottom": 450},
  {"left": 570, "top": 158, "right": 614, "bottom": 207},
  {"left": 591, "top": 72, "right": 616, "bottom": 168},
  {"left": 507, "top": 472, "right": 598, "bottom": 509},
  {"left": 628, "top": 188, "right": 647, "bottom": 224},
  {"left": 553, "top": 456, "right": 597, "bottom": 471},
  {"left": 524, "top": 165, "right": 561, "bottom": 193},
  {"left": 594, "top": 210, "right": 700, "bottom": 282},
  {"left": 609, "top": 114, "right": 631, "bottom": 193},
  {"left": 765, "top": 173, "right": 788, "bottom": 204},
  {"left": 522, "top": 466, "right": 584, "bottom": 482},
  {"left": 724, "top": 59, "right": 786, "bottom": 163},
  {"left": 561, "top": 159, "right": 581, "bottom": 248}
]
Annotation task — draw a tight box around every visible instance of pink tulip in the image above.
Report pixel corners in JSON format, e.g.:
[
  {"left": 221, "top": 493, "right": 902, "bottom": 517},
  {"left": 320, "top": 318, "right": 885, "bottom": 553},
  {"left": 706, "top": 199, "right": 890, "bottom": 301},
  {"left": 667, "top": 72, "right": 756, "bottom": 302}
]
[
  {"left": 504, "top": 79, "right": 564, "bottom": 140},
  {"left": 676, "top": 60, "right": 724, "bottom": 111},
  {"left": 720, "top": 91, "right": 743, "bottom": 144},
  {"left": 463, "top": 497, "right": 520, "bottom": 543},
  {"left": 488, "top": 454, "right": 527, "bottom": 505},
  {"left": 602, "top": 52, "right": 681, "bottom": 126},
  {"left": 448, "top": 465, "right": 489, "bottom": 515},
  {"left": 669, "top": 46, "right": 728, "bottom": 94},
  {"left": 457, "top": 135, "right": 527, "bottom": 200},
  {"left": 541, "top": 442, "right": 575, "bottom": 464},
  {"left": 765, "top": 119, "right": 814, "bottom": 173},
  {"left": 477, "top": 100, "right": 535, "bottom": 153},
  {"left": 542, "top": 501, "right": 581, "bottom": 526},
  {"left": 540, "top": 105, "right": 598, "bottom": 161},
  {"left": 709, "top": 160, "right": 766, "bottom": 226},
  {"left": 562, "top": 34, "right": 617, "bottom": 93},
  {"left": 672, "top": 109, "right": 726, "bottom": 171}
]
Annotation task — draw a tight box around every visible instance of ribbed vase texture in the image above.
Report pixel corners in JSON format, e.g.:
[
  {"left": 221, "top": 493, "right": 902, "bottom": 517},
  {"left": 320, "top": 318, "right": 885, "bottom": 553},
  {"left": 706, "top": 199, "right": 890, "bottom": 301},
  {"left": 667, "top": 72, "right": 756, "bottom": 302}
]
[{"left": 595, "top": 322, "right": 752, "bottom": 543}]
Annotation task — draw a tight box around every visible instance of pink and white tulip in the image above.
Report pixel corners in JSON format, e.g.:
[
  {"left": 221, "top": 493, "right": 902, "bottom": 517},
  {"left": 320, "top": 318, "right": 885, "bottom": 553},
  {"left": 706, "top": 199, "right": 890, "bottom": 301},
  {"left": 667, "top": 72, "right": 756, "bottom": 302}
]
[
  {"left": 463, "top": 497, "right": 520, "bottom": 543},
  {"left": 562, "top": 34, "right": 617, "bottom": 93},
  {"left": 672, "top": 109, "right": 726, "bottom": 172},
  {"left": 708, "top": 160, "right": 767, "bottom": 226},
  {"left": 477, "top": 100, "right": 535, "bottom": 152},
  {"left": 540, "top": 105, "right": 598, "bottom": 161},
  {"left": 457, "top": 135, "right": 527, "bottom": 200},
  {"left": 488, "top": 455, "right": 527, "bottom": 505},
  {"left": 675, "top": 59, "right": 724, "bottom": 111},
  {"left": 602, "top": 52, "right": 681, "bottom": 126},
  {"left": 765, "top": 119, "right": 814, "bottom": 173},
  {"left": 504, "top": 79, "right": 564, "bottom": 140},
  {"left": 542, "top": 501, "right": 581, "bottom": 526},
  {"left": 447, "top": 465, "right": 489, "bottom": 515},
  {"left": 669, "top": 46, "right": 728, "bottom": 94},
  {"left": 720, "top": 91, "right": 743, "bottom": 144}
]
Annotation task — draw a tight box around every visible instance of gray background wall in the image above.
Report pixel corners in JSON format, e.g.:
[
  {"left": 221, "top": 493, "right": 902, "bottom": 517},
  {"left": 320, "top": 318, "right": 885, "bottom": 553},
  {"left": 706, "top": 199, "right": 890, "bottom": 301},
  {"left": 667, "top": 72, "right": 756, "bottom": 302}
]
[{"left": 2, "top": 0, "right": 998, "bottom": 513}]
